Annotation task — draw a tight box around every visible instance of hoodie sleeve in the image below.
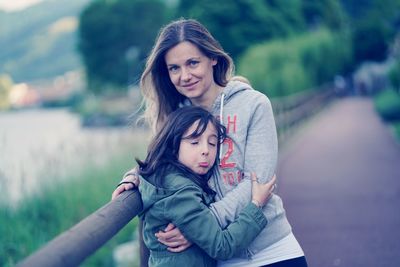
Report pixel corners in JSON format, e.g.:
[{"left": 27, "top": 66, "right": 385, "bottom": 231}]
[
  {"left": 242, "top": 94, "right": 278, "bottom": 182},
  {"left": 209, "top": 94, "right": 278, "bottom": 228},
  {"left": 166, "top": 185, "right": 267, "bottom": 260}
]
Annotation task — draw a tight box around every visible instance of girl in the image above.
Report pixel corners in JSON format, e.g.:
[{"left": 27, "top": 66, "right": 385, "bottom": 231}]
[
  {"left": 112, "top": 19, "right": 308, "bottom": 266},
  {"left": 137, "top": 106, "right": 274, "bottom": 267}
]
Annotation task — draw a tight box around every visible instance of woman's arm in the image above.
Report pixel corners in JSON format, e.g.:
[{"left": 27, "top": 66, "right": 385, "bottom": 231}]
[
  {"left": 210, "top": 95, "right": 278, "bottom": 228},
  {"left": 166, "top": 183, "right": 269, "bottom": 260}
]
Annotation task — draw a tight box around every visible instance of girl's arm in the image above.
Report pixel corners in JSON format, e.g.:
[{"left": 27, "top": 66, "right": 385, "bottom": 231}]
[
  {"left": 210, "top": 95, "right": 278, "bottom": 228},
  {"left": 166, "top": 184, "right": 268, "bottom": 260},
  {"left": 111, "top": 168, "right": 139, "bottom": 200}
]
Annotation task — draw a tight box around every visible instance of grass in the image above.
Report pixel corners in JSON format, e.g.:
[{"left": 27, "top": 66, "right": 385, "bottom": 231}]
[{"left": 0, "top": 138, "right": 147, "bottom": 267}]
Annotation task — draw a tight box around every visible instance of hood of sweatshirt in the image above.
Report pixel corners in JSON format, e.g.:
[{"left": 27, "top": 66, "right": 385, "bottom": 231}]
[
  {"left": 139, "top": 176, "right": 175, "bottom": 213},
  {"left": 139, "top": 170, "right": 214, "bottom": 213},
  {"left": 210, "top": 80, "right": 252, "bottom": 119}
]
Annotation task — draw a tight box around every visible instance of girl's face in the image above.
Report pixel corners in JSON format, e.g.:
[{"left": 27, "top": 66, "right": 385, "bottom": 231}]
[
  {"left": 178, "top": 120, "right": 218, "bottom": 175},
  {"left": 165, "top": 41, "right": 219, "bottom": 108}
]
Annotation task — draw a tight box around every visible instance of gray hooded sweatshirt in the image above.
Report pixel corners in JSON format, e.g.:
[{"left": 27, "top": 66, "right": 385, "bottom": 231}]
[{"left": 203, "top": 80, "right": 292, "bottom": 258}]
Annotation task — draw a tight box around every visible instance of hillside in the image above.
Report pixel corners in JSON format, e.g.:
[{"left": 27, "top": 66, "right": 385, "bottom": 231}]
[{"left": 0, "top": 0, "right": 90, "bottom": 83}]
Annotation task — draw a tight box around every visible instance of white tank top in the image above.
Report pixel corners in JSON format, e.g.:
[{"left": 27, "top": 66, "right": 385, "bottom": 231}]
[{"left": 217, "top": 232, "right": 304, "bottom": 267}]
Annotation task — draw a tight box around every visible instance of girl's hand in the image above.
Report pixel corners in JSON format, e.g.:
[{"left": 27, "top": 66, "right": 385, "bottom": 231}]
[
  {"left": 155, "top": 223, "right": 192, "bottom": 252},
  {"left": 251, "top": 173, "right": 277, "bottom": 208},
  {"left": 111, "top": 169, "right": 140, "bottom": 200}
]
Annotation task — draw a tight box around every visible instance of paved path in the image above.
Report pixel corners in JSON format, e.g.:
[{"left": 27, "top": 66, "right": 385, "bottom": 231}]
[{"left": 277, "top": 97, "right": 400, "bottom": 267}]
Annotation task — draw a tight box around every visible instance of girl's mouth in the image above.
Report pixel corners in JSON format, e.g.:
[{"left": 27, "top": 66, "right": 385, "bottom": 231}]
[{"left": 199, "top": 162, "right": 209, "bottom": 167}]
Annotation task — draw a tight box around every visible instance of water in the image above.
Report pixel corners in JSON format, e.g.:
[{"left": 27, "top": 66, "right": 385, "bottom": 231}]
[{"left": 0, "top": 108, "right": 146, "bottom": 206}]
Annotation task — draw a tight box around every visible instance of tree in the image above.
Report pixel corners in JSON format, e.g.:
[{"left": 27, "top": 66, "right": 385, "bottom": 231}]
[
  {"left": 341, "top": 0, "right": 400, "bottom": 63},
  {"left": 78, "top": 0, "right": 169, "bottom": 93},
  {"left": 301, "top": 0, "right": 348, "bottom": 31},
  {"left": 175, "top": 0, "right": 306, "bottom": 60}
]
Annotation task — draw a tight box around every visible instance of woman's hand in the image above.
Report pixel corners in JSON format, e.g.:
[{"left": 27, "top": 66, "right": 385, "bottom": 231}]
[
  {"left": 155, "top": 223, "right": 192, "bottom": 252},
  {"left": 251, "top": 173, "right": 277, "bottom": 208},
  {"left": 111, "top": 169, "right": 140, "bottom": 200}
]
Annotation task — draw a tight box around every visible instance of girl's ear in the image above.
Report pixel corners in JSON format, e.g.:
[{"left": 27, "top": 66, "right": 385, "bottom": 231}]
[{"left": 211, "top": 58, "right": 217, "bottom": 66}]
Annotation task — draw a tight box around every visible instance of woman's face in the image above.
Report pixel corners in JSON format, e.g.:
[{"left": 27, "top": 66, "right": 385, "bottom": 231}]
[
  {"left": 165, "top": 41, "right": 218, "bottom": 107},
  {"left": 178, "top": 120, "right": 218, "bottom": 175}
]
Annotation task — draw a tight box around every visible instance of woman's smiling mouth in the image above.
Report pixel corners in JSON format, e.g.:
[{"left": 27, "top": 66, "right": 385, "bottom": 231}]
[{"left": 182, "top": 81, "right": 199, "bottom": 89}]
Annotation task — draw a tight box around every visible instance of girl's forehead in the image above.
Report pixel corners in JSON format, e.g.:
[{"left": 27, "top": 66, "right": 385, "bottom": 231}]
[{"left": 183, "top": 120, "right": 217, "bottom": 137}]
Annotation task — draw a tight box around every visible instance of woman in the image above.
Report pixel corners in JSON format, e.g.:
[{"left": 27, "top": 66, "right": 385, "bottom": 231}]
[{"left": 113, "top": 19, "right": 307, "bottom": 267}]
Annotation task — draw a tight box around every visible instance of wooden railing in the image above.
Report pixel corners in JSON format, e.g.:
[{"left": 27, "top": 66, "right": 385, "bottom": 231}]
[
  {"left": 272, "top": 84, "right": 336, "bottom": 143},
  {"left": 16, "top": 190, "right": 142, "bottom": 267},
  {"left": 16, "top": 85, "right": 338, "bottom": 267}
]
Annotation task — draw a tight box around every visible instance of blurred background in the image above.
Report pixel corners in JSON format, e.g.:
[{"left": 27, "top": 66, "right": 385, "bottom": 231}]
[{"left": 0, "top": 0, "right": 399, "bottom": 266}]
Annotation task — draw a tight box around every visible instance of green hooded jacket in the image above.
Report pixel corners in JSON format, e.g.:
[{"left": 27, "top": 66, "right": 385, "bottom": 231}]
[{"left": 138, "top": 171, "right": 268, "bottom": 267}]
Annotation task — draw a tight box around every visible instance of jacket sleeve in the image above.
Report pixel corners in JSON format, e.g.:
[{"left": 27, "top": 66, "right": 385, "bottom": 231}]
[
  {"left": 209, "top": 95, "right": 278, "bottom": 228},
  {"left": 166, "top": 185, "right": 267, "bottom": 260}
]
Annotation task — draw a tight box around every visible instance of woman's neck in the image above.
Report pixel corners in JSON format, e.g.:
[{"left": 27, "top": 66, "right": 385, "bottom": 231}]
[{"left": 191, "top": 84, "right": 223, "bottom": 111}]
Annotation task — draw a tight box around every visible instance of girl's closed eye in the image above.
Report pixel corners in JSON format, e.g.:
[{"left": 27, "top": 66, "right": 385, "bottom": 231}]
[
  {"left": 208, "top": 136, "right": 218, "bottom": 147},
  {"left": 190, "top": 140, "right": 199, "bottom": 145}
]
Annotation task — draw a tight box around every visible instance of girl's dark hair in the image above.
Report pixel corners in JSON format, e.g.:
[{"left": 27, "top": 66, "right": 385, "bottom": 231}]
[{"left": 136, "top": 106, "right": 226, "bottom": 194}]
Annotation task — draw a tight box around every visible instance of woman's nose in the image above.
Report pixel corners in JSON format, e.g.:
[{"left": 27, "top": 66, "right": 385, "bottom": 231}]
[{"left": 181, "top": 67, "right": 192, "bottom": 81}]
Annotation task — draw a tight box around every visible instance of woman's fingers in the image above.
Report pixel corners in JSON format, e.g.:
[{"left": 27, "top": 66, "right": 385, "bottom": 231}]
[
  {"left": 163, "top": 223, "right": 175, "bottom": 232},
  {"left": 155, "top": 227, "right": 180, "bottom": 242},
  {"left": 155, "top": 223, "right": 192, "bottom": 251},
  {"left": 156, "top": 232, "right": 192, "bottom": 252},
  {"left": 157, "top": 239, "right": 187, "bottom": 247},
  {"left": 166, "top": 242, "right": 192, "bottom": 252}
]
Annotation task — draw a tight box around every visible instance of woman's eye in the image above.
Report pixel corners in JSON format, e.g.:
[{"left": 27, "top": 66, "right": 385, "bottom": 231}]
[
  {"left": 209, "top": 142, "right": 216, "bottom": 147},
  {"left": 189, "top": 60, "right": 199, "bottom": 67},
  {"left": 168, "top": 66, "right": 179, "bottom": 73},
  {"left": 190, "top": 141, "right": 199, "bottom": 145}
]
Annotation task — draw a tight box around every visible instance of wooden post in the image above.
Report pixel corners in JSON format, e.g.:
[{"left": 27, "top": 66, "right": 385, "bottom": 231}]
[{"left": 17, "top": 189, "right": 142, "bottom": 267}]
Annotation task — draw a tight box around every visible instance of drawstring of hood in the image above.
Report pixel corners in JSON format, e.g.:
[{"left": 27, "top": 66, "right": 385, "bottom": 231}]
[{"left": 219, "top": 93, "right": 225, "bottom": 161}]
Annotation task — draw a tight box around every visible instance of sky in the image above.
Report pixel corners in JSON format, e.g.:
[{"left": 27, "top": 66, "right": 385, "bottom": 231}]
[{"left": 0, "top": 0, "right": 43, "bottom": 12}]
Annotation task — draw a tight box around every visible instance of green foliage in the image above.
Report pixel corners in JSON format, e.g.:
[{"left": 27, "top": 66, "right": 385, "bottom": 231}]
[
  {"left": 78, "top": 0, "right": 169, "bottom": 93},
  {"left": 302, "top": 0, "right": 348, "bottom": 31},
  {"left": 393, "top": 122, "right": 400, "bottom": 141},
  {"left": 341, "top": 0, "right": 400, "bottom": 63},
  {"left": 175, "top": 0, "right": 307, "bottom": 60},
  {"left": 0, "top": 147, "right": 147, "bottom": 267},
  {"left": 374, "top": 88, "right": 400, "bottom": 121},
  {"left": 388, "top": 61, "right": 400, "bottom": 91},
  {"left": 238, "top": 28, "right": 352, "bottom": 97}
]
